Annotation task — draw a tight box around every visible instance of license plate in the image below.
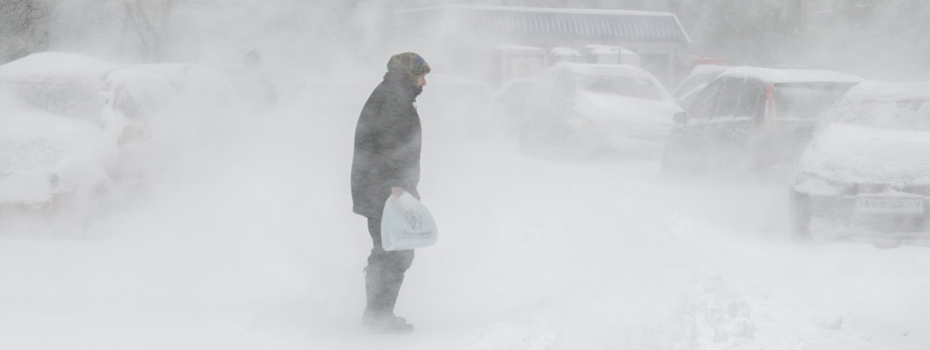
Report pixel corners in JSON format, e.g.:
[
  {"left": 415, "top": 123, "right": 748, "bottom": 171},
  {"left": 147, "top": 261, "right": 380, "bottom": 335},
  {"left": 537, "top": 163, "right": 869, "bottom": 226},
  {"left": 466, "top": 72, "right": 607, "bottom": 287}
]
[{"left": 856, "top": 198, "right": 925, "bottom": 214}]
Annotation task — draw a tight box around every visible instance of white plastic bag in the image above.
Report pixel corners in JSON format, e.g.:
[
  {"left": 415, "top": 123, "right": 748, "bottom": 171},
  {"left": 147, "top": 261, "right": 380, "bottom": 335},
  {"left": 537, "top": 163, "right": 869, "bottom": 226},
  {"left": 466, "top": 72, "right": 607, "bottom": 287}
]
[{"left": 380, "top": 192, "right": 438, "bottom": 251}]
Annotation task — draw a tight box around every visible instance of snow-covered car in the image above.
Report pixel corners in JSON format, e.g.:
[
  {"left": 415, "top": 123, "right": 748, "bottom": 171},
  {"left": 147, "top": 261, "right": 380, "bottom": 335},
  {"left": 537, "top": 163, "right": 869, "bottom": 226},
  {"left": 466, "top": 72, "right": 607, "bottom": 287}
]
[
  {"left": 0, "top": 52, "right": 177, "bottom": 225},
  {"left": 672, "top": 64, "right": 732, "bottom": 109},
  {"left": 417, "top": 74, "right": 505, "bottom": 141},
  {"left": 519, "top": 62, "right": 682, "bottom": 159},
  {"left": 662, "top": 67, "right": 863, "bottom": 175},
  {"left": 789, "top": 81, "right": 930, "bottom": 242}
]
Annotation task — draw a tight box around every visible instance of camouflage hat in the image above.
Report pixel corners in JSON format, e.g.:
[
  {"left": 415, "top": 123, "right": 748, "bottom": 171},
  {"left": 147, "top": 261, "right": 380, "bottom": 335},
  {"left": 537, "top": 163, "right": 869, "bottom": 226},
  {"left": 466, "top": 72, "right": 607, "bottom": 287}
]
[{"left": 387, "top": 52, "right": 431, "bottom": 81}]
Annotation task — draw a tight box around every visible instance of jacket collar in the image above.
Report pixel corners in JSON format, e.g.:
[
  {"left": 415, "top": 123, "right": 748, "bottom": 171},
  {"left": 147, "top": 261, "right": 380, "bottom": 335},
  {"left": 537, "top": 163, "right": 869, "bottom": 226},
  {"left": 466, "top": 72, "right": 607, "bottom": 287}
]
[{"left": 384, "top": 72, "right": 422, "bottom": 101}]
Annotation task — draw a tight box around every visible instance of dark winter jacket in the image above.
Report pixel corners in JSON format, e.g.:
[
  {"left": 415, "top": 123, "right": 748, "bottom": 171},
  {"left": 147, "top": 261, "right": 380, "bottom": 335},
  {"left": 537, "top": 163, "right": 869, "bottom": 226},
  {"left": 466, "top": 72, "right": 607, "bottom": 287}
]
[{"left": 351, "top": 73, "right": 423, "bottom": 218}]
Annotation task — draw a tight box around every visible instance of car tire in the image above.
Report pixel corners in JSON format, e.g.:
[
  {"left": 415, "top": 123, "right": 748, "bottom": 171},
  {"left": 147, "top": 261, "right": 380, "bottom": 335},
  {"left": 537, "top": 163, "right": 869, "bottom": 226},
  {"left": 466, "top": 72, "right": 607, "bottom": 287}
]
[{"left": 789, "top": 189, "right": 812, "bottom": 241}]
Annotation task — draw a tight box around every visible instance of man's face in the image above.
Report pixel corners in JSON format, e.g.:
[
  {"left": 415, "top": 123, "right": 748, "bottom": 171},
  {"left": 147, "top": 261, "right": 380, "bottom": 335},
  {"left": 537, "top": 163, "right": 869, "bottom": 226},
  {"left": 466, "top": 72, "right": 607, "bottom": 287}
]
[{"left": 417, "top": 74, "right": 427, "bottom": 87}]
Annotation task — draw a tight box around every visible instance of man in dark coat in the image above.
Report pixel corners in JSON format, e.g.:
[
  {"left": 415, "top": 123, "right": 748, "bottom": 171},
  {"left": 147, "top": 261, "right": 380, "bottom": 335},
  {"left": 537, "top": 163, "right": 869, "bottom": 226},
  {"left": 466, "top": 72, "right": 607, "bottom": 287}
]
[{"left": 351, "top": 52, "right": 430, "bottom": 334}]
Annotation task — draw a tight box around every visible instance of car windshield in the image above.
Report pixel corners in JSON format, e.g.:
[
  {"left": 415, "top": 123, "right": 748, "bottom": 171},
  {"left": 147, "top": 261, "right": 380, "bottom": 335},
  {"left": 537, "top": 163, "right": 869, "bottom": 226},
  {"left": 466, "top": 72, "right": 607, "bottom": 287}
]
[
  {"left": 833, "top": 97, "right": 930, "bottom": 131},
  {"left": 0, "top": 82, "right": 105, "bottom": 121},
  {"left": 774, "top": 83, "right": 855, "bottom": 119},
  {"left": 674, "top": 71, "right": 721, "bottom": 98},
  {"left": 576, "top": 74, "right": 664, "bottom": 101}
]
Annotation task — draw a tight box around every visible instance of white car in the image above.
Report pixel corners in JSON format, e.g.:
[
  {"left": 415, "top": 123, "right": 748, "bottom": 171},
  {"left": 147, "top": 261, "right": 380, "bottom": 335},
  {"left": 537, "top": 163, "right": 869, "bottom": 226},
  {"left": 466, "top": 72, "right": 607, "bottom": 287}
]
[
  {"left": 0, "top": 52, "right": 178, "bottom": 226},
  {"left": 790, "top": 81, "right": 930, "bottom": 243},
  {"left": 519, "top": 62, "right": 682, "bottom": 159}
]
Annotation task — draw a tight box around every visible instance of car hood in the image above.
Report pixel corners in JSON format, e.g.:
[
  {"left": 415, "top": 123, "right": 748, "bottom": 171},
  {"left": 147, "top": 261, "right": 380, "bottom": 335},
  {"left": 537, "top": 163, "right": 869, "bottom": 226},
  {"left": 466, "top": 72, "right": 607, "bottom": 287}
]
[{"left": 798, "top": 123, "right": 930, "bottom": 184}]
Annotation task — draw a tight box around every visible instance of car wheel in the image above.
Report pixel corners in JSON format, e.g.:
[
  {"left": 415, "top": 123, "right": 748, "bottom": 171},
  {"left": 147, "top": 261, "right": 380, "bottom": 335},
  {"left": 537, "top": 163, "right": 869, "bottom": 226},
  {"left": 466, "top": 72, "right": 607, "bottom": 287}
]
[{"left": 789, "top": 189, "right": 812, "bottom": 241}]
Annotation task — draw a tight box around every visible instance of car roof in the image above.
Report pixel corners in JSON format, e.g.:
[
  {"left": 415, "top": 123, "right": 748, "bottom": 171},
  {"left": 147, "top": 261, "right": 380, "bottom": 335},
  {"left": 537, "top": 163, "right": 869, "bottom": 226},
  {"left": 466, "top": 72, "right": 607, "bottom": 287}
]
[
  {"left": 685, "top": 64, "right": 733, "bottom": 79},
  {"left": 720, "top": 66, "right": 863, "bottom": 84},
  {"left": 0, "top": 52, "right": 120, "bottom": 85}
]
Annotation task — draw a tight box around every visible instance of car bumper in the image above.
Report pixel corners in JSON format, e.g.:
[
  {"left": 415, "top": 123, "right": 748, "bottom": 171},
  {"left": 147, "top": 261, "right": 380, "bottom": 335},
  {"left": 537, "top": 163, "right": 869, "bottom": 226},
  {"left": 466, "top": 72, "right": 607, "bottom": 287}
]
[{"left": 807, "top": 194, "right": 930, "bottom": 241}]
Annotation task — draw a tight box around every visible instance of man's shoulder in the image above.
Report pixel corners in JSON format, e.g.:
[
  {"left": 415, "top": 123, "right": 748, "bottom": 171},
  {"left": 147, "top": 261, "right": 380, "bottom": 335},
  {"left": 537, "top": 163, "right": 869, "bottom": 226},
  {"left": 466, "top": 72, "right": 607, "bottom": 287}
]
[{"left": 372, "top": 79, "right": 408, "bottom": 99}]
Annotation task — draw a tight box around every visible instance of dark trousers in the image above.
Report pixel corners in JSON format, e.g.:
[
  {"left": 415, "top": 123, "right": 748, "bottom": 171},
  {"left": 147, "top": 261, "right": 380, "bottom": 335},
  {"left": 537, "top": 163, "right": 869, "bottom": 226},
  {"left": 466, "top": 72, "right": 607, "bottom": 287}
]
[{"left": 364, "top": 217, "right": 415, "bottom": 316}]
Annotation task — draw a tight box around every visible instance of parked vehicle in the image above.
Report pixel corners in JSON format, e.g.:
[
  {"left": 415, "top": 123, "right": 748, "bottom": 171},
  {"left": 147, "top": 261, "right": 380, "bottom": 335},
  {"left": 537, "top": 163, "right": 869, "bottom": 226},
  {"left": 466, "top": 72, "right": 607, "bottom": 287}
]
[
  {"left": 0, "top": 52, "right": 195, "bottom": 227},
  {"left": 789, "top": 81, "right": 930, "bottom": 242},
  {"left": 519, "top": 62, "right": 682, "bottom": 159},
  {"left": 662, "top": 67, "right": 863, "bottom": 175},
  {"left": 672, "top": 64, "right": 732, "bottom": 108}
]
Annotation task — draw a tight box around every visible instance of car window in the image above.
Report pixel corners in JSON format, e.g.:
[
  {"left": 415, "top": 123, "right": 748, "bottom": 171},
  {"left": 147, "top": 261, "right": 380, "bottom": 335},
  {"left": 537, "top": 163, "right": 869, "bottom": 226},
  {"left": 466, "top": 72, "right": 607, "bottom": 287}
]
[
  {"left": 688, "top": 80, "right": 724, "bottom": 120},
  {"left": 735, "top": 79, "right": 766, "bottom": 119},
  {"left": 833, "top": 97, "right": 930, "bottom": 131},
  {"left": 673, "top": 72, "right": 717, "bottom": 98},
  {"left": 774, "top": 83, "right": 855, "bottom": 119},
  {"left": 715, "top": 77, "right": 745, "bottom": 118}
]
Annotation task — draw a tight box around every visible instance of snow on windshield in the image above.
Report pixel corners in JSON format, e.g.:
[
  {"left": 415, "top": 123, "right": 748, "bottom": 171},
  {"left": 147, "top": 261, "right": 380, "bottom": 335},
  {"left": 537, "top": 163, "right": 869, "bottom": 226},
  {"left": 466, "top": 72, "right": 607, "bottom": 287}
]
[
  {"left": 828, "top": 82, "right": 930, "bottom": 130},
  {"left": 833, "top": 98, "right": 930, "bottom": 130}
]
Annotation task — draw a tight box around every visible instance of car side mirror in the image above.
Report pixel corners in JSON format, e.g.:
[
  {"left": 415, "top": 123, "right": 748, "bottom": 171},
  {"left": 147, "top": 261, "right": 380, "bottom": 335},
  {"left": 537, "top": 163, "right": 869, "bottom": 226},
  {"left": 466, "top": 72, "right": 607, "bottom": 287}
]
[{"left": 673, "top": 111, "right": 687, "bottom": 123}]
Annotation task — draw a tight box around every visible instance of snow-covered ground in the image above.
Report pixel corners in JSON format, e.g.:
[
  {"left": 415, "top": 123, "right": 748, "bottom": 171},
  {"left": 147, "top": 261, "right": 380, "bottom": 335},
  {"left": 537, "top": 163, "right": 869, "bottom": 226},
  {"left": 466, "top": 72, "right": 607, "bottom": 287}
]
[{"left": 1, "top": 91, "right": 928, "bottom": 350}]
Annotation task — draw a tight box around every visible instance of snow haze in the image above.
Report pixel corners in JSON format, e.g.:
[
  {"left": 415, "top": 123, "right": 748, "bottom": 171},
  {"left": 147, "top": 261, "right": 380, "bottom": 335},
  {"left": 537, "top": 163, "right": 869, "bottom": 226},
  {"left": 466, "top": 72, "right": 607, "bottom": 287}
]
[{"left": 1, "top": 1, "right": 929, "bottom": 349}]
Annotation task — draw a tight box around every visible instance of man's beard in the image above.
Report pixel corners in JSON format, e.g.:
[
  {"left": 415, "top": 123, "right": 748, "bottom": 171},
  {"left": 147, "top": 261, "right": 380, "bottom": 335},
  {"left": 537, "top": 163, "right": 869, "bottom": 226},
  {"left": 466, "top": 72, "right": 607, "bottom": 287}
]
[{"left": 411, "top": 85, "right": 423, "bottom": 97}]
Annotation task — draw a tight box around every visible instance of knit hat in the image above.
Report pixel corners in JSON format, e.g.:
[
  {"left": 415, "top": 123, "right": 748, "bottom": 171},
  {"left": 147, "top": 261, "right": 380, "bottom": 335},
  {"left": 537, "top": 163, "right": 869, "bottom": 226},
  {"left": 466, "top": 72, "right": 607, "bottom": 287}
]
[{"left": 387, "top": 52, "right": 431, "bottom": 83}]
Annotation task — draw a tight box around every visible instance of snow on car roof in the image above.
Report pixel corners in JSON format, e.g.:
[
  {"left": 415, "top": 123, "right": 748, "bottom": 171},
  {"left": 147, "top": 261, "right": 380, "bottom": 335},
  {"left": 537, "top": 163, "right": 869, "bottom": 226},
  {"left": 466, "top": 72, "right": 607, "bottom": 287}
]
[
  {"left": 0, "top": 52, "right": 119, "bottom": 85},
  {"left": 721, "top": 66, "right": 863, "bottom": 84},
  {"left": 685, "top": 64, "right": 733, "bottom": 79},
  {"left": 585, "top": 44, "right": 619, "bottom": 55}
]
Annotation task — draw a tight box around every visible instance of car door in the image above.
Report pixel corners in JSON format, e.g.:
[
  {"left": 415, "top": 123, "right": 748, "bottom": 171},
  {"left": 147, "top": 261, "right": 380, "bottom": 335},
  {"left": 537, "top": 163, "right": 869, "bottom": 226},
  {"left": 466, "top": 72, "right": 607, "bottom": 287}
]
[
  {"left": 705, "top": 76, "right": 749, "bottom": 149},
  {"left": 670, "top": 77, "right": 725, "bottom": 149}
]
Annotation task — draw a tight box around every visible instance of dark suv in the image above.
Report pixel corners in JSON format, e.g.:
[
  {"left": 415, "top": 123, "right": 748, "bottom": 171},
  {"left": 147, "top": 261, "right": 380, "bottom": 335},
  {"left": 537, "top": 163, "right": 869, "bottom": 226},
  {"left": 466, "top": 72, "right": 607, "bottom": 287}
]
[{"left": 661, "top": 67, "right": 863, "bottom": 175}]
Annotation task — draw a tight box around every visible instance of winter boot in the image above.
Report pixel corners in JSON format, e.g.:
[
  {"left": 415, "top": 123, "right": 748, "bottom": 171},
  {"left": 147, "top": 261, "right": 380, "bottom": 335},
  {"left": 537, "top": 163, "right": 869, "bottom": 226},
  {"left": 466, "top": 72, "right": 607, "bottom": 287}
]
[{"left": 362, "top": 309, "right": 414, "bottom": 334}]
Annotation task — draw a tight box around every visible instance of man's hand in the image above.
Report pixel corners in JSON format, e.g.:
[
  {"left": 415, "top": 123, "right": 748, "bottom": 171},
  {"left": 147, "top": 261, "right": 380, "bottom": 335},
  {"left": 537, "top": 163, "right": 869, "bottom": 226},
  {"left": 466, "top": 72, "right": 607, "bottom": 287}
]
[{"left": 391, "top": 187, "right": 405, "bottom": 197}]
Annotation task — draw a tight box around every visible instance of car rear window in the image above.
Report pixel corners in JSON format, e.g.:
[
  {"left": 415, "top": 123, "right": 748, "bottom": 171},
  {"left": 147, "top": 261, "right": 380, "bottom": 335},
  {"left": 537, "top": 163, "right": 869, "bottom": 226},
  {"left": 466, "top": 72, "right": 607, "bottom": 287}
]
[{"left": 773, "top": 83, "right": 856, "bottom": 119}]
